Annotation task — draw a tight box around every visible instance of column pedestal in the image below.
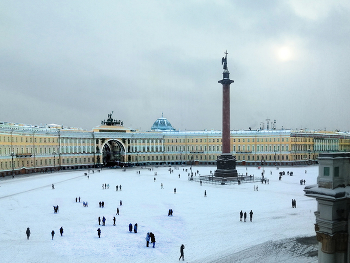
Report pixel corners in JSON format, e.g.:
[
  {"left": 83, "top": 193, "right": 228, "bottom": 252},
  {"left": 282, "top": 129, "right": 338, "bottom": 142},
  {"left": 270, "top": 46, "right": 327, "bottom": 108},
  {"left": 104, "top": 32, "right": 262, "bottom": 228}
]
[{"left": 215, "top": 154, "right": 238, "bottom": 177}]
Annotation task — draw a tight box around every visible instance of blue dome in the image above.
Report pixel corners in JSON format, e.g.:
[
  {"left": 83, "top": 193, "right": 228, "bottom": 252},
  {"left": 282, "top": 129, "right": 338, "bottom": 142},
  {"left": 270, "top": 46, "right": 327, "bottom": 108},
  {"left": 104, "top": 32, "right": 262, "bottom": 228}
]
[{"left": 151, "top": 117, "right": 175, "bottom": 131}]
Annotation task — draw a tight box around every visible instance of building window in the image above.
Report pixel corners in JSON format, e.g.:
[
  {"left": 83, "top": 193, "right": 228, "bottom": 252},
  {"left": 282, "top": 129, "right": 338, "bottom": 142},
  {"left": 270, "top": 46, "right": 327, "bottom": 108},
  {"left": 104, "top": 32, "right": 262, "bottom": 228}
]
[
  {"left": 334, "top": 167, "right": 339, "bottom": 177},
  {"left": 324, "top": 167, "right": 330, "bottom": 176}
]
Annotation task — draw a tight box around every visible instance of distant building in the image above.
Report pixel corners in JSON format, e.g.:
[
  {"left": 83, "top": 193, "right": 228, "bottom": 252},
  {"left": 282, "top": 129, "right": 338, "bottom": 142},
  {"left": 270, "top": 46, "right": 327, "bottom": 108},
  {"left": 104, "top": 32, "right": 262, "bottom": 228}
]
[{"left": 0, "top": 113, "right": 350, "bottom": 176}]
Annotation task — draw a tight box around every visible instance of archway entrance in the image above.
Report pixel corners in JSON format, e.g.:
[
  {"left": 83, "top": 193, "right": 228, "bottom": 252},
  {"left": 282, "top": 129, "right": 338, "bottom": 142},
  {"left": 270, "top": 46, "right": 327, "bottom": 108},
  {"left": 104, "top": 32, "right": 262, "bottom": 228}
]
[{"left": 102, "top": 140, "right": 126, "bottom": 167}]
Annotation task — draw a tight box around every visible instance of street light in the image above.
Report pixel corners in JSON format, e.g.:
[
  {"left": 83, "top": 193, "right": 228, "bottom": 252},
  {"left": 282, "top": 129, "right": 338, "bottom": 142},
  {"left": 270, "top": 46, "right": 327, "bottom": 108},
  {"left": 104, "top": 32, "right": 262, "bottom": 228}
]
[
  {"left": 53, "top": 151, "right": 56, "bottom": 172},
  {"left": 10, "top": 152, "right": 15, "bottom": 178}
]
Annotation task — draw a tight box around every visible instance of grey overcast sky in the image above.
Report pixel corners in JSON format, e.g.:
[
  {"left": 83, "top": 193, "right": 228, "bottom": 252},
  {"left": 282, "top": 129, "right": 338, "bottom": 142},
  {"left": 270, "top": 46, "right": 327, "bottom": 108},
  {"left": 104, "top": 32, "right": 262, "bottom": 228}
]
[{"left": 1, "top": 0, "right": 350, "bottom": 131}]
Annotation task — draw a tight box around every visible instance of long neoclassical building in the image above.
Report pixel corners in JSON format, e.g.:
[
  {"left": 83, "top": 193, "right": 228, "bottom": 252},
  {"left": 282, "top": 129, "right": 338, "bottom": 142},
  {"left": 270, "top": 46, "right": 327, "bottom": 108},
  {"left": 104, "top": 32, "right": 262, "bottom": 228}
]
[{"left": 1, "top": 113, "right": 350, "bottom": 177}]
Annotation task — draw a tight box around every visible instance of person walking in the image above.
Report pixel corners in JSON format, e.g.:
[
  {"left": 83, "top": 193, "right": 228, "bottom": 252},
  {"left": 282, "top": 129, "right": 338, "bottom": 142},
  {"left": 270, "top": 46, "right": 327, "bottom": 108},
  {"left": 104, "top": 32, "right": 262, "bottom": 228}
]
[
  {"left": 113, "top": 217, "right": 116, "bottom": 226},
  {"left": 249, "top": 210, "right": 253, "bottom": 222},
  {"left": 204, "top": 190, "right": 206, "bottom": 197},
  {"left": 97, "top": 228, "right": 101, "bottom": 238},
  {"left": 244, "top": 212, "right": 247, "bottom": 222},
  {"left": 116, "top": 207, "right": 119, "bottom": 215},
  {"left": 59, "top": 227, "right": 64, "bottom": 236},
  {"left": 51, "top": 230, "right": 55, "bottom": 240},
  {"left": 26, "top": 227, "right": 30, "bottom": 240},
  {"left": 102, "top": 216, "right": 106, "bottom": 226},
  {"left": 179, "top": 244, "right": 185, "bottom": 261},
  {"left": 240, "top": 210, "right": 243, "bottom": 221},
  {"left": 134, "top": 223, "right": 138, "bottom": 233},
  {"left": 129, "top": 223, "right": 133, "bottom": 232},
  {"left": 98, "top": 217, "right": 101, "bottom": 225},
  {"left": 146, "top": 232, "right": 150, "bottom": 247}
]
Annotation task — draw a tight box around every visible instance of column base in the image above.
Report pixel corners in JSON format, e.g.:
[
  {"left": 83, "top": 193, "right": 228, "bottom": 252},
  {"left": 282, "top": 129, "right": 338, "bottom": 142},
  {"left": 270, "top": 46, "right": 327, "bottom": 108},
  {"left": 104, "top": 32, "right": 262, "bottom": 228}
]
[{"left": 215, "top": 154, "right": 238, "bottom": 177}]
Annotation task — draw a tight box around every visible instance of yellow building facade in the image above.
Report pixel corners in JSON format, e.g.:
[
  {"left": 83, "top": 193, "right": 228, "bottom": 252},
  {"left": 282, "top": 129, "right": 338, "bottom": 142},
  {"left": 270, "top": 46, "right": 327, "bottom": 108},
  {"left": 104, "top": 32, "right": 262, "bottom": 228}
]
[{"left": 1, "top": 116, "right": 349, "bottom": 177}]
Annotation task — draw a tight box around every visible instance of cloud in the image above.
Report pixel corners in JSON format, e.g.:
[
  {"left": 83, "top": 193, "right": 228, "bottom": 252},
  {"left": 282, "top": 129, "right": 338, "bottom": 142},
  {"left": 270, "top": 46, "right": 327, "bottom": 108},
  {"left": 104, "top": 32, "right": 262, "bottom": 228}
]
[{"left": 0, "top": 0, "right": 349, "bottom": 131}]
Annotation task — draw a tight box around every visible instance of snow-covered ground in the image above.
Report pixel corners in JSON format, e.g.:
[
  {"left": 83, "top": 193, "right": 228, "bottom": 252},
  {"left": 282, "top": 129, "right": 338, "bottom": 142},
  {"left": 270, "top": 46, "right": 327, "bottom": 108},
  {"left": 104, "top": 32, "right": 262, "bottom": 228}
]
[{"left": 0, "top": 165, "right": 318, "bottom": 263}]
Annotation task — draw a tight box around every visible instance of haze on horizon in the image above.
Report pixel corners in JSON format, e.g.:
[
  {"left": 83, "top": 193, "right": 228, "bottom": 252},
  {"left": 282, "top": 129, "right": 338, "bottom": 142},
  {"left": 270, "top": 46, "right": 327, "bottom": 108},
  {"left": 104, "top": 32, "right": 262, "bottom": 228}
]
[{"left": 1, "top": 0, "right": 349, "bottom": 132}]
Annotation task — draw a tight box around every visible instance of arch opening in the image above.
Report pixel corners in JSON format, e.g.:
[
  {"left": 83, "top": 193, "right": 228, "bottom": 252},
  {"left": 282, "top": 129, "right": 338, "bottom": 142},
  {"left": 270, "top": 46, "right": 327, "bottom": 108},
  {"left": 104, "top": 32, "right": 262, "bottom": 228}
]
[{"left": 102, "top": 140, "right": 126, "bottom": 167}]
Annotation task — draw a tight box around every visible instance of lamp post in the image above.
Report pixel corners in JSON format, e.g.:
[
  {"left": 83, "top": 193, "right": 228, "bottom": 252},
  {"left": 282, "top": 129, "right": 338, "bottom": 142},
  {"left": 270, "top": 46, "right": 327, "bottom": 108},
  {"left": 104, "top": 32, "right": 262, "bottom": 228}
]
[
  {"left": 53, "top": 151, "right": 56, "bottom": 172},
  {"left": 11, "top": 152, "right": 15, "bottom": 178}
]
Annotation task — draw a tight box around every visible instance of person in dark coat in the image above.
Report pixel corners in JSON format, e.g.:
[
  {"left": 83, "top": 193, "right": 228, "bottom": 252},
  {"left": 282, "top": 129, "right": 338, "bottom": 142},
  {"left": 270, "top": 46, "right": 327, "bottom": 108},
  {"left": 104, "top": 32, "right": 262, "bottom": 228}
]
[
  {"left": 244, "top": 212, "right": 247, "bottom": 222},
  {"left": 51, "top": 230, "right": 55, "bottom": 240},
  {"left": 204, "top": 190, "right": 206, "bottom": 197},
  {"left": 150, "top": 232, "right": 156, "bottom": 248},
  {"left": 116, "top": 208, "right": 119, "bottom": 215},
  {"left": 179, "top": 244, "right": 185, "bottom": 261},
  {"left": 102, "top": 216, "right": 106, "bottom": 226},
  {"left": 102, "top": 201, "right": 104, "bottom": 208},
  {"left": 120, "top": 200, "right": 122, "bottom": 206},
  {"left": 60, "top": 227, "right": 63, "bottom": 236},
  {"left": 98, "top": 216, "right": 101, "bottom": 225},
  {"left": 78, "top": 197, "right": 80, "bottom": 202},
  {"left": 97, "top": 228, "right": 101, "bottom": 238},
  {"left": 99, "top": 201, "right": 101, "bottom": 208},
  {"left": 134, "top": 223, "right": 138, "bottom": 233},
  {"left": 240, "top": 210, "right": 243, "bottom": 221},
  {"left": 26, "top": 227, "right": 30, "bottom": 240},
  {"left": 113, "top": 217, "right": 116, "bottom": 226},
  {"left": 116, "top": 185, "right": 118, "bottom": 191},
  {"left": 145, "top": 232, "right": 150, "bottom": 247},
  {"left": 174, "top": 188, "right": 176, "bottom": 194},
  {"left": 129, "top": 223, "right": 133, "bottom": 232},
  {"left": 249, "top": 210, "right": 253, "bottom": 222},
  {"left": 76, "top": 197, "right": 77, "bottom": 202},
  {"left": 119, "top": 185, "right": 122, "bottom": 190}
]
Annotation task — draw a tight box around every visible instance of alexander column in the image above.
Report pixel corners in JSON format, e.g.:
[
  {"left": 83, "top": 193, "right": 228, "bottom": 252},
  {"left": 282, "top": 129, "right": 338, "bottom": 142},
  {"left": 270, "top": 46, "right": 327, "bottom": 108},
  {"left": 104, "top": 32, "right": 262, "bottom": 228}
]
[{"left": 214, "top": 51, "right": 238, "bottom": 178}]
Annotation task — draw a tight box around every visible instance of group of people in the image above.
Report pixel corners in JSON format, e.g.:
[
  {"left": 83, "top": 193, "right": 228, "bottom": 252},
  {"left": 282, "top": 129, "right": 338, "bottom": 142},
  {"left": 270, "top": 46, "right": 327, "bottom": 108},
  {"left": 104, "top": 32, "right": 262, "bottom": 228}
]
[
  {"left": 168, "top": 209, "right": 173, "bottom": 216},
  {"left": 145, "top": 232, "right": 156, "bottom": 247},
  {"left": 26, "top": 226, "right": 62, "bottom": 240},
  {"left": 116, "top": 185, "right": 122, "bottom": 191},
  {"left": 300, "top": 179, "right": 306, "bottom": 185},
  {"left": 102, "top": 183, "right": 109, "bottom": 189},
  {"left": 240, "top": 210, "right": 254, "bottom": 222},
  {"left": 50, "top": 227, "right": 63, "bottom": 240},
  {"left": 98, "top": 216, "right": 106, "bottom": 226},
  {"left": 129, "top": 223, "right": 138, "bottom": 233},
  {"left": 99, "top": 201, "right": 105, "bottom": 208},
  {"left": 53, "top": 205, "right": 59, "bottom": 213}
]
